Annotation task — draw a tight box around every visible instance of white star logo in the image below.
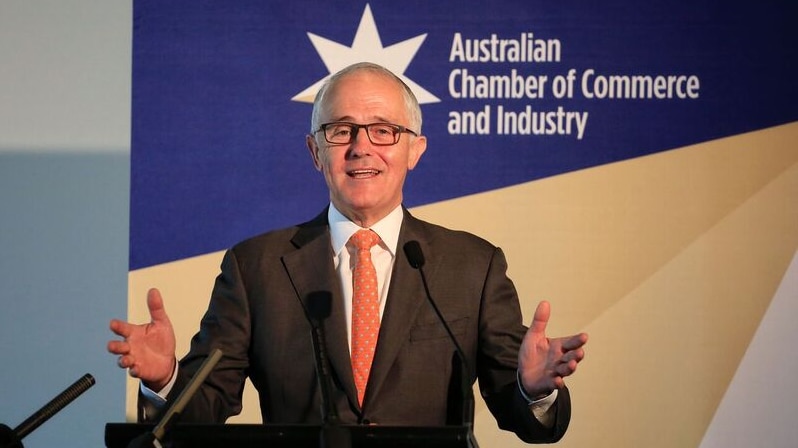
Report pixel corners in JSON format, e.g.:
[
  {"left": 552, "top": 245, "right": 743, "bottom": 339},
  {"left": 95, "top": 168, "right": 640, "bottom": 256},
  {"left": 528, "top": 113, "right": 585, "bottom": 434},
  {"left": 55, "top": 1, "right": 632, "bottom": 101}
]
[{"left": 292, "top": 4, "right": 439, "bottom": 104}]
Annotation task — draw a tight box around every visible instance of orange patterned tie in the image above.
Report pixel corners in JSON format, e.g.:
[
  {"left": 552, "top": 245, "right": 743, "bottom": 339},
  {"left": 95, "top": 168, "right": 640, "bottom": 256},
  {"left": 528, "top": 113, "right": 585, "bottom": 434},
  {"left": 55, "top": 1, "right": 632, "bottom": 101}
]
[{"left": 350, "top": 229, "right": 380, "bottom": 406}]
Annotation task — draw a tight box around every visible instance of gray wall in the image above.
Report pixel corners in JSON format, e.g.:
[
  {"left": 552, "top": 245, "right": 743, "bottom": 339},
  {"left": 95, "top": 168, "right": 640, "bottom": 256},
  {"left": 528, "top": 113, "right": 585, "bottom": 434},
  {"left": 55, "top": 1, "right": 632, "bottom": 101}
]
[{"left": 0, "top": 1, "right": 131, "bottom": 447}]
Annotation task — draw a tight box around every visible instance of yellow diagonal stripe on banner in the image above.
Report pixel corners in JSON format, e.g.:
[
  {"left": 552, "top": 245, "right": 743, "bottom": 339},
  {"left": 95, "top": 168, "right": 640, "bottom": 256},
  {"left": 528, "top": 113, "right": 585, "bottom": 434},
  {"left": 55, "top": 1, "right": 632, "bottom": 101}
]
[{"left": 570, "top": 147, "right": 797, "bottom": 447}]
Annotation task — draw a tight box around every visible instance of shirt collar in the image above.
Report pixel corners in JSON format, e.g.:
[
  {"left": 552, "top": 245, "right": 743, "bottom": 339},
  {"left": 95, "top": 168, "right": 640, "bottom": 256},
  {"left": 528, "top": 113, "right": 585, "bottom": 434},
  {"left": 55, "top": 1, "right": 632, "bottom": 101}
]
[{"left": 329, "top": 204, "right": 404, "bottom": 257}]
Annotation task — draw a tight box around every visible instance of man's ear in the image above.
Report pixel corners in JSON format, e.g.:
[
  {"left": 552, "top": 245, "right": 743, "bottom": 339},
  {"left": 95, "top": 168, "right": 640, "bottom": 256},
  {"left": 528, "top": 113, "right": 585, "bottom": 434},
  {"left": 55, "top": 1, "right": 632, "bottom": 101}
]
[
  {"left": 306, "top": 134, "right": 323, "bottom": 171},
  {"left": 407, "top": 135, "right": 427, "bottom": 170}
]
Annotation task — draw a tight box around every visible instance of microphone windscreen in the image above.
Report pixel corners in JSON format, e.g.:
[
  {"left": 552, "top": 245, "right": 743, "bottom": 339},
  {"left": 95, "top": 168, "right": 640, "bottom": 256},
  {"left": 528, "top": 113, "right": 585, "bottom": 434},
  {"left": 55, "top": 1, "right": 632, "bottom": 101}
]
[
  {"left": 403, "top": 240, "right": 425, "bottom": 269},
  {"left": 306, "top": 291, "right": 333, "bottom": 320},
  {"left": 14, "top": 373, "right": 95, "bottom": 440}
]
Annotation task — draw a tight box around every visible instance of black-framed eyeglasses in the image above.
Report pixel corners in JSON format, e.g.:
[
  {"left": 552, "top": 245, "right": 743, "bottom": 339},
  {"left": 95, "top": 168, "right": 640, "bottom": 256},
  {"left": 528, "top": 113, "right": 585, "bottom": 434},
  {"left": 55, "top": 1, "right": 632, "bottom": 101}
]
[{"left": 314, "top": 122, "right": 418, "bottom": 146}]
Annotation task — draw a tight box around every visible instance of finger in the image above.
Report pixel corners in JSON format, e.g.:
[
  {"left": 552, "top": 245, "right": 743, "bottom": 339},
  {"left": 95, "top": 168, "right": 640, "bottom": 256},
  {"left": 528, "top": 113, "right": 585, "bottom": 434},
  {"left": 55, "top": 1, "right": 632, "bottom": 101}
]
[
  {"left": 107, "top": 340, "right": 129, "bottom": 355},
  {"left": 109, "top": 319, "right": 133, "bottom": 338},
  {"left": 146, "top": 288, "right": 170, "bottom": 324},
  {"left": 117, "top": 355, "right": 134, "bottom": 369},
  {"left": 554, "top": 359, "right": 579, "bottom": 378},
  {"left": 558, "top": 348, "right": 585, "bottom": 367},
  {"left": 529, "top": 300, "right": 551, "bottom": 335},
  {"left": 561, "top": 332, "right": 589, "bottom": 351}
]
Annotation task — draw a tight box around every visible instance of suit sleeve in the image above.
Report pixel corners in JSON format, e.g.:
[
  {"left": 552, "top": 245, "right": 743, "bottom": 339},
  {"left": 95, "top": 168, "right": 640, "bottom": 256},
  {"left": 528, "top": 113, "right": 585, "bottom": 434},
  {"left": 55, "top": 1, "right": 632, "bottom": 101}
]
[{"left": 477, "top": 246, "right": 571, "bottom": 443}]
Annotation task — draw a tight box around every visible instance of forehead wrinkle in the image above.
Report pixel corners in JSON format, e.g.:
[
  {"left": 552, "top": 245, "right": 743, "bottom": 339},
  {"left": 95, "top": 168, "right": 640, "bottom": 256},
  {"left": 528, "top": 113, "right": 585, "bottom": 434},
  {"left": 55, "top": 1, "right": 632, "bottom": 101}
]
[{"left": 326, "top": 115, "right": 396, "bottom": 124}]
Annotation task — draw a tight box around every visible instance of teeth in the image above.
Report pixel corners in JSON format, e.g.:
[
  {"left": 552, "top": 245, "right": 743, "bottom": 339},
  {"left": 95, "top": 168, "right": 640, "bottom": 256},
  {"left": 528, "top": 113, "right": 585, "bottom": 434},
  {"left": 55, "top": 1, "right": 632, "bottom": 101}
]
[{"left": 349, "top": 169, "right": 379, "bottom": 176}]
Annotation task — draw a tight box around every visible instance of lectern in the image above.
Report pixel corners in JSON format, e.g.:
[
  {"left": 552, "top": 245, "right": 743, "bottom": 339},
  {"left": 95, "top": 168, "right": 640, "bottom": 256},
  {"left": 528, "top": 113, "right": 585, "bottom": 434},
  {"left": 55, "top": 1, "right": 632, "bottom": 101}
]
[{"left": 105, "top": 423, "right": 473, "bottom": 448}]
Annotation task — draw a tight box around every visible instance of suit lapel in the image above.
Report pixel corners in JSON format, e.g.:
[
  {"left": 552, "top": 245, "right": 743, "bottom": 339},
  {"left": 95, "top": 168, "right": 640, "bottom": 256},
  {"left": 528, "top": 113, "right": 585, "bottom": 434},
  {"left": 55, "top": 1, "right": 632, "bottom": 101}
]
[{"left": 282, "top": 212, "right": 359, "bottom": 406}]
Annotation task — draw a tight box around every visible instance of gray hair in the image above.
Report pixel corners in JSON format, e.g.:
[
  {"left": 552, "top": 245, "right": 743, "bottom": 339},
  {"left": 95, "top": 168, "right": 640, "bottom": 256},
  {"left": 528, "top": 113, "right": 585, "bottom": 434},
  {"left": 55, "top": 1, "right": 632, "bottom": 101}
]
[{"left": 310, "top": 62, "right": 423, "bottom": 135}]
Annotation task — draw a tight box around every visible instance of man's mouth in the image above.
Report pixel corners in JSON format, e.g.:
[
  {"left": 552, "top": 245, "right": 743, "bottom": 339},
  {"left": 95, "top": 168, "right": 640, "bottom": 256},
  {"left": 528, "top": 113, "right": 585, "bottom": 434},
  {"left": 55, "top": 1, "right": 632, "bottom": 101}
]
[{"left": 347, "top": 169, "right": 380, "bottom": 178}]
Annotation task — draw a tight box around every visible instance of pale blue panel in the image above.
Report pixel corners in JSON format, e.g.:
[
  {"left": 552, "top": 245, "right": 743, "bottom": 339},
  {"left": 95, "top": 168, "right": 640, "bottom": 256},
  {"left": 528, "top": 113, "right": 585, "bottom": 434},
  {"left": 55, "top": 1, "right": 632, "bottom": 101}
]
[{"left": 0, "top": 151, "right": 129, "bottom": 448}]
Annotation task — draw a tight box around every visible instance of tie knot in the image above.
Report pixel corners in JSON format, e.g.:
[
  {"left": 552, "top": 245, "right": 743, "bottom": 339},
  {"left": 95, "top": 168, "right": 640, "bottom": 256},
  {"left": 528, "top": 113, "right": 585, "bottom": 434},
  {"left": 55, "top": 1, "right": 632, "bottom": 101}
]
[{"left": 350, "top": 229, "right": 379, "bottom": 251}]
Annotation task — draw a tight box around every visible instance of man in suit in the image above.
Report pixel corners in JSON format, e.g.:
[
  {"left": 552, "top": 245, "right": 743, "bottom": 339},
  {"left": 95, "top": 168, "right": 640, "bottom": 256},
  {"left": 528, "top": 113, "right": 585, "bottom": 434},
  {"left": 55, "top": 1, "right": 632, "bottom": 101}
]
[{"left": 108, "top": 62, "right": 588, "bottom": 443}]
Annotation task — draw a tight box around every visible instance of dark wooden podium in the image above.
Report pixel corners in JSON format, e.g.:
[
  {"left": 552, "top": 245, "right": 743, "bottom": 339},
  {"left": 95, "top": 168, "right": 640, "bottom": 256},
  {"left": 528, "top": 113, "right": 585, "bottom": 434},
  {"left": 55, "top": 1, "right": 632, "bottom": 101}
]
[{"left": 105, "top": 423, "right": 473, "bottom": 448}]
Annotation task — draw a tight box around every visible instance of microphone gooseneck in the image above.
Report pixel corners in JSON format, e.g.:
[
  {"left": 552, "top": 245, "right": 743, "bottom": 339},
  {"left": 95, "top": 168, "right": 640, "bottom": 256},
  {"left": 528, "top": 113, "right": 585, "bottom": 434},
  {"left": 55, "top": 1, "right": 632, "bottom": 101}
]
[
  {"left": 304, "top": 291, "right": 351, "bottom": 448},
  {"left": 403, "top": 241, "right": 478, "bottom": 447},
  {"left": 403, "top": 242, "right": 465, "bottom": 359},
  {"left": 154, "top": 348, "right": 223, "bottom": 442},
  {"left": 305, "top": 291, "right": 339, "bottom": 425},
  {"left": 126, "top": 348, "right": 223, "bottom": 448}
]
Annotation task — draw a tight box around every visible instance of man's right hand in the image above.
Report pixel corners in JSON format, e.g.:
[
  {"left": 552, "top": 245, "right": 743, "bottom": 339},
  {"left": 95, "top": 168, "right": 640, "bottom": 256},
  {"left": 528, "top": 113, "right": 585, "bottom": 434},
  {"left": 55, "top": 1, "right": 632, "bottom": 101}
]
[{"left": 108, "top": 288, "right": 177, "bottom": 391}]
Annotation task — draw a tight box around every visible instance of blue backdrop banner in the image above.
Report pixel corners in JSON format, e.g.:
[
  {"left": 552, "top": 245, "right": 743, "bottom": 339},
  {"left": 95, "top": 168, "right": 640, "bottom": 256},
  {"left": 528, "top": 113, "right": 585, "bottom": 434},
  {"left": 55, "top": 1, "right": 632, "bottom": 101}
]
[{"left": 130, "top": 0, "right": 798, "bottom": 269}]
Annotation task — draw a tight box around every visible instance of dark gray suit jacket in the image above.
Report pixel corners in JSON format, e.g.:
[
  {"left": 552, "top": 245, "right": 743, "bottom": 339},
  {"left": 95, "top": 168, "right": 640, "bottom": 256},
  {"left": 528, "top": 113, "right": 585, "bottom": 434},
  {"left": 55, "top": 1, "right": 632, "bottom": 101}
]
[{"left": 154, "top": 208, "right": 571, "bottom": 443}]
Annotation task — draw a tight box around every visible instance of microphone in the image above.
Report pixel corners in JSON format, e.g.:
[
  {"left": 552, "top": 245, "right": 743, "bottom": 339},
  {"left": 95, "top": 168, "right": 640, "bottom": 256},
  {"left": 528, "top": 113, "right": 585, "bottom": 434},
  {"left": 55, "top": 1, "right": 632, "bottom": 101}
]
[
  {"left": 305, "top": 291, "right": 338, "bottom": 424},
  {"left": 127, "top": 348, "right": 223, "bottom": 448},
  {"left": 403, "top": 241, "right": 468, "bottom": 362},
  {"left": 0, "top": 373, "right": 95, "bottom": 448},
  {"left": 304, "top": 291, "right": 350, "bottom": 448},
  {"left": 403, "top": 241, "right": 479, "bottom": 448}
]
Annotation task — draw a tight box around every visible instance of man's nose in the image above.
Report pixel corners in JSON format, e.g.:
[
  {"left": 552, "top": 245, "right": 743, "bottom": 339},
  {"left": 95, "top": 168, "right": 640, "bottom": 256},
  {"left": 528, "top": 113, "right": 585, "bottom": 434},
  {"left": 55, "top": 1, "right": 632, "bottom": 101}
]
[{"left": 349, "top": 127, "right": 373, "bottom": 154}]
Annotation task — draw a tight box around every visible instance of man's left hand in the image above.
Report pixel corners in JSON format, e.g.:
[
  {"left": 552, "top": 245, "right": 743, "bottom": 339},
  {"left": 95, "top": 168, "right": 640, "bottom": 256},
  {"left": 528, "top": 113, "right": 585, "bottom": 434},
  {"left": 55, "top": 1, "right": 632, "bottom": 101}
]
[{"left": 518, "top": 300, "right": 588, "bottom": 399}]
